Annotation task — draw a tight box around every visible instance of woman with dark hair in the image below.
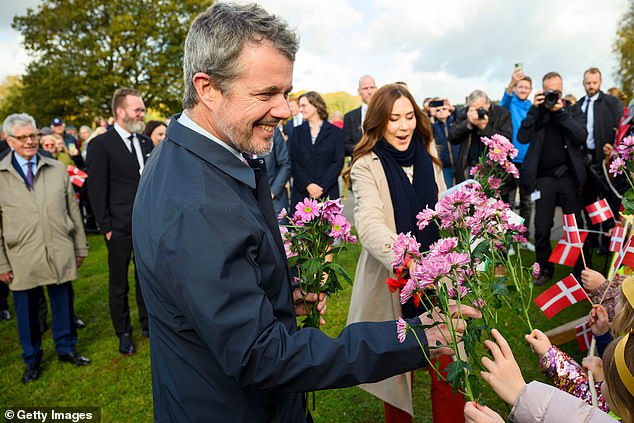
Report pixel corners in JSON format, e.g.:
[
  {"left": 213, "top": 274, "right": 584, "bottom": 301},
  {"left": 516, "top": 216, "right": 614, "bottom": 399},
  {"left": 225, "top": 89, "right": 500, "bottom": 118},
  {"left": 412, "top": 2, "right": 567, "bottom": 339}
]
[
  {"left": 288, "top": 91, "right": 344, "bottom": 208},
  {"left": 344, "top": 84, "right": 463, "bottom": 423},
  {"left": 143, "top": 120, "right": 167, "bottom": 147}
]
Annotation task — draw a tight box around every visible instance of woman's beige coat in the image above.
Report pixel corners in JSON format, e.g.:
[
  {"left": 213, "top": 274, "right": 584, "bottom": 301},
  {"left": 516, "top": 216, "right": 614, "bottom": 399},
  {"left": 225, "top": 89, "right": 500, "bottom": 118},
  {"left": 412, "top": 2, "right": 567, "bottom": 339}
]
[
  {"left": 0, "top": 153, "right": 88, "bottom": 291},
  {"left": 347, "top": 148, "right": 446, "bottom": 415}
]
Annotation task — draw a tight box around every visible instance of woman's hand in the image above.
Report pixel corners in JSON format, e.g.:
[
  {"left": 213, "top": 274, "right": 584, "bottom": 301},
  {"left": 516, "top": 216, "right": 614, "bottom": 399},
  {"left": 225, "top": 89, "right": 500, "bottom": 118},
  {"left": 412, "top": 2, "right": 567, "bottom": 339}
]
[
  {"left": 480, "top": 329, "right": 527, "bottom": 406},
  {"left": 524, "top": 329, "right": 552, "bottom": 356}
]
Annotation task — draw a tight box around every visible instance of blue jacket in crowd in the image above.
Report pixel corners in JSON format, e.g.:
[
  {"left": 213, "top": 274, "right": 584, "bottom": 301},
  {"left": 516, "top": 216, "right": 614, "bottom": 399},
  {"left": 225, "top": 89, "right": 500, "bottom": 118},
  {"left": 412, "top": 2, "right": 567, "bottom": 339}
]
[
  {"left": 500, "top": 91, "right": 532, "bottom": 163},
  {"left": 432, "top": 117, "right": 460, "bottom": 169}
]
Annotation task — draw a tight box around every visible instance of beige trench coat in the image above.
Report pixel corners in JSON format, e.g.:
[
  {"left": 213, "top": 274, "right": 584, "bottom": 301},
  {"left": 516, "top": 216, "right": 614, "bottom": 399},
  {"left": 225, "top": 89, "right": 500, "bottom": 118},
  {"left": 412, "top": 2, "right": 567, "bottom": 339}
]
[
  {"left": 346, "top": 148, "right": 446, "bottom": 416},
  {"left": 0, "top": 152, "right": 88, "bottom": 291}
]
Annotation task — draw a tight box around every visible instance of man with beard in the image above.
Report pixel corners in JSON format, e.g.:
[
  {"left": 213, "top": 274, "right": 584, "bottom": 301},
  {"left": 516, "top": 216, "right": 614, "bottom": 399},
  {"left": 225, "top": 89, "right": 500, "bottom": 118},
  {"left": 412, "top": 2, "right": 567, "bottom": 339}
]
[
  {"left": 132, "top": 3, "right": 480, "bottom": 422},
  {"left": 86, "top": 88, "right": 152, "bottom": 354}
]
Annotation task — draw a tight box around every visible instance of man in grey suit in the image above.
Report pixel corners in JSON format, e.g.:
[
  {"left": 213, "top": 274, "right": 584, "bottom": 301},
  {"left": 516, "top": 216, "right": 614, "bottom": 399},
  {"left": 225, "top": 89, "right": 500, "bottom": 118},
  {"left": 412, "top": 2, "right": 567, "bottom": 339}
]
[
  {"left": 132, "top": 3, "right": 479, "bottom": 422},
  {"left": 343, "top": 74, "right": 377, "bottom": 156}
]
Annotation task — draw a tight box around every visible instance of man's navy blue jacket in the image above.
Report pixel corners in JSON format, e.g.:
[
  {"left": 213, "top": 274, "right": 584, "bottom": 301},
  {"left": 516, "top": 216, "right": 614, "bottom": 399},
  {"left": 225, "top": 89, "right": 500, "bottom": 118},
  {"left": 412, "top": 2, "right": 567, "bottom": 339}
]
[{"left": 132, "top": 116, "right": 427, "bottom": 422}]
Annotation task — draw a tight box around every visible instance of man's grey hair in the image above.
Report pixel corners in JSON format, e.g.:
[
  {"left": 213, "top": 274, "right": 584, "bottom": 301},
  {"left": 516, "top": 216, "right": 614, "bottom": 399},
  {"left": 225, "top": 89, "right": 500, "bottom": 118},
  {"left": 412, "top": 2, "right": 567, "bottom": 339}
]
[
  {"left": 465, "top": 90, "right": 491, "bottom": 106},
  {"left": 3, "top": 113, "right": 37, "bottom": 137},
  {"left": 182, "top": 2, "right": 299, "bottom": 110}
]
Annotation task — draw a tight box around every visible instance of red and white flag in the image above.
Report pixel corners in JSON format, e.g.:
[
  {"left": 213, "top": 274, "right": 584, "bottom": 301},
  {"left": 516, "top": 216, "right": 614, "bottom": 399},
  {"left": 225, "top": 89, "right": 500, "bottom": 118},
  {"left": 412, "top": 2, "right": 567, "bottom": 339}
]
[
  {"left": 562, "top": 214, "right": 582, "bottom": 245},
  {"left": 549, "top": 231, "right": 588, "bottom": 267},
  {"left": 620, "top": 237, "right": 634, "bottom": 268},
  {"left": 585, "top": 199, "right": 614, "bottom": 225},
  {"left": 534, "top": 274, "right": 588, "bottom": 318},
  {"left": 575, "top": 321, "right": 593, "bottom": 352},
  {"left": 610, "top": 226, "right": 626, "bottom": 253},
  {"left": 67, "top": 165, "right": 87, "bottom": 188}
]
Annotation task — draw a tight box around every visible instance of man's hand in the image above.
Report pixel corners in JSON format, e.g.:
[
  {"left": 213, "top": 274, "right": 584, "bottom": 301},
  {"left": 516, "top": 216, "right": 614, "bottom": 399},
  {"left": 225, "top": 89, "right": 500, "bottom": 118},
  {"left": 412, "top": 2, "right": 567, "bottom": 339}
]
[
  {"left": 524, "top": 329, "right": 552, "bottom": 356},
  {"left": 550, "top": 98, "right": 564, "bottom": 112},
  {"left": 582, "top": 356, "right": 605, "bottom": 382},
  {"left": 480, "top": 329, "right": 526, "bottom": 406},
  {"left": 306, "top": 183, "right": 323, "bottom": 199},
  {"left": 466, "top": 108, "right": 489, "bottom": 130},
  {"left": 588, "top": 304, "right": 610, "bottom": 336},
  {"left": 76, "top": 256, "right": 86, "bottom": 268},
  {"left": 419, "top": 304, "right": 482, "bottom": 359},
  {"left": 464, "top": 401, "right": 505, "bottom": 423},
  {"left": 533, "top": 89, "right": 545, "bottom": 108},
  {"left": 105, "top": 231, "right": 112, "bottom": 241},
  {"left": 581, "top": 268, "right": 606, "bottom": 291},
  {"left": 0, "top": 271, "right": 13, "bottom": 285},
  {"left": 293, "top": 288, "right": 327, "bottom": 325},
  {"left": 506, "top": 68, "right": 525, "bottom": 95}
]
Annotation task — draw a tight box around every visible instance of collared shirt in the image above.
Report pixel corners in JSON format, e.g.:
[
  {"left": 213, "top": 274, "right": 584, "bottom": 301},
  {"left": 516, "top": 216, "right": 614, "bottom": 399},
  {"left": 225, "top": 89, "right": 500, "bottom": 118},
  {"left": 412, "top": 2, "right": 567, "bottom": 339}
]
[
  {"left": 177, "top": 110, "right": 246, "bottom": 164},
  {"left": 361, "top": 103, "right": 369, "bottom": 131},
  {"left": 14, "top": 152, "right": 39, "bottom": 178},
  {"left": 584, "top": 92, "right": 600, "bottom": 150},
  {"left": 292, "top": 113, "right": 303, "bottom": 127},
  {"left": 114, "top": 122, "right": 145, "bottom": 172}
]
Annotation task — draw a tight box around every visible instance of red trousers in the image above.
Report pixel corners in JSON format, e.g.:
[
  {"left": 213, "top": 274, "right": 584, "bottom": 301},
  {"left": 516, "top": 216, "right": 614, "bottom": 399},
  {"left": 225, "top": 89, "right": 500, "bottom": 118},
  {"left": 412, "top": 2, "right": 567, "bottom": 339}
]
[{"left": 383, "top": 356, "right": 465, "bottom": 423}]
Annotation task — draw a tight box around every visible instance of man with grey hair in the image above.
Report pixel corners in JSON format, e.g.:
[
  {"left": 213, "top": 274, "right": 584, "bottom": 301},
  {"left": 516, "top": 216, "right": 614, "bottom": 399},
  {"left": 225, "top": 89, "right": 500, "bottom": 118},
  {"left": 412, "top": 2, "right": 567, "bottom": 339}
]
[
  {"left": 449, "top": 89, "right": 512, "bottom": 183},
  {"left": 0, "top": 113, "right": 90, "bottom": 384},
  {"left": 132, "top": 3, "right": 479, "bottom": 422},
  {"left": 343, "top": 74, "right": 377, "bottom": 156}
]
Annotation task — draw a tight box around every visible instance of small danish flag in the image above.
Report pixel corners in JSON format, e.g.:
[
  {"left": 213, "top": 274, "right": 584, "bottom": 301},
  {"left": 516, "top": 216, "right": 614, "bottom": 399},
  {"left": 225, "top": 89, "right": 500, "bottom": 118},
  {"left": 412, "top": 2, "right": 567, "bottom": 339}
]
[
  {"left": 585, "top": 199, "right": 614, "bottom": 225},
  {"left": 575, "top": 321, "right": 593, "bottom": 352},
  {"left": 534, "top": 274, "right": 588, "bottom": 318},
  {"left": 610, "top": 226, "right": 626, "bottom": 253},
  {"left": 562, "top": 214, "right": 582, "bottom": 245},
  {"left": 549, "top": 231, "right": 588, "bottom": 267}
]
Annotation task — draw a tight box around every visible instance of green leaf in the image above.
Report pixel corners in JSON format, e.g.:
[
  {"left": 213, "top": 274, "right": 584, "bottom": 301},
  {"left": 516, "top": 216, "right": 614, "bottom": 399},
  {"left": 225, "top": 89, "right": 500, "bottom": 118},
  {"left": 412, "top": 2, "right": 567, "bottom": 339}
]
[
  {"left": 471, "top": 240, "right": 490, "bottom": 261},
  {"left": 491, "top": 278, "right": 509, "bottom": 297}
]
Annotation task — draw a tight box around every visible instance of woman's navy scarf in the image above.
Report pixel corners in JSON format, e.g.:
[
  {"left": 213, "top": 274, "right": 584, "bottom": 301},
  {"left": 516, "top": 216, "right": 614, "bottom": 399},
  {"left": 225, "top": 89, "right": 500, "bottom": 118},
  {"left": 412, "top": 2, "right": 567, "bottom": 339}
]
[
  {"left": 374, "top": 132, "right": 440, "bottom": 251},
  {"left": 374, "top": 133, "right": 440, "bottom": 317}
]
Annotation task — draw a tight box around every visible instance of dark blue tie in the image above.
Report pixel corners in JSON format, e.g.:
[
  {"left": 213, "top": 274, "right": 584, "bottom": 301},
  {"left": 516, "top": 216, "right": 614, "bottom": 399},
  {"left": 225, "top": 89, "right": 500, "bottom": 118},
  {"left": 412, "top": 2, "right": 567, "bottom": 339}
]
[{"left": 26, "top": 161, "right": 34, "bottom": 188}]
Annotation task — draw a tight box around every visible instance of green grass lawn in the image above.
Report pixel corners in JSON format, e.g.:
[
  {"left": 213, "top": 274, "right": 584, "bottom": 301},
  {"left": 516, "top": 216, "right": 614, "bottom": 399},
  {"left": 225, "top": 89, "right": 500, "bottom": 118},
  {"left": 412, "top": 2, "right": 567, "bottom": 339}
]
[{"left": 0, "top": 233, "right": 604, "bottom": 422}]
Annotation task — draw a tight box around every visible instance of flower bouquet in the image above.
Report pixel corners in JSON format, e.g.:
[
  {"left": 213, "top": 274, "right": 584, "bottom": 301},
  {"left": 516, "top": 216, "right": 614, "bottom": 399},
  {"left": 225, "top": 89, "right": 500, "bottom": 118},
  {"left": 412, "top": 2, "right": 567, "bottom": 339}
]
[
  {"left": 392, "top": 135, "right": 537, "bottom": 401},
  {"left": 609, "top": 135, "right": 634, "bottom": 214},
  {"left": 280, "top": 198, "right": 356, "bottom": 329}
]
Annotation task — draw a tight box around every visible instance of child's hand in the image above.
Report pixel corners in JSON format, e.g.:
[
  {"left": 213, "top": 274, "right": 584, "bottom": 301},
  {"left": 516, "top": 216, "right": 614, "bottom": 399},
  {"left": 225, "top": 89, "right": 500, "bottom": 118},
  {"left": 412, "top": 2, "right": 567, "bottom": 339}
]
[
  {"left": 581, "top": 268, "right": 606, "bottom": 291},
  {"left": 588, "top": 305, "right": 609, "bottom": 336},
  {"left": 464, "top": 401, "right": 505, "bottom": 423},
  {"left": 524, "top": 329, "right": 552, "bottom": 356},
  {"left": 582, "top": 356, "right": 605, "bottom": 382},
  {"left": 480, "top": 329, "right": 527, "bottom": 406}
]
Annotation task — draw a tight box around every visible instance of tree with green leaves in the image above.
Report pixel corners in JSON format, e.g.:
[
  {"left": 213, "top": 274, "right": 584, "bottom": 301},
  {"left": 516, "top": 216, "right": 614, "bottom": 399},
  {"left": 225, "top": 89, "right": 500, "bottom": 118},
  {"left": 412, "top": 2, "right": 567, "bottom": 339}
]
[
  {"left": 615, "top": 0, "right": 634, "bottom": 100},
  {"left": 2, "top": 0, "right": 209, "bottom": 127}
]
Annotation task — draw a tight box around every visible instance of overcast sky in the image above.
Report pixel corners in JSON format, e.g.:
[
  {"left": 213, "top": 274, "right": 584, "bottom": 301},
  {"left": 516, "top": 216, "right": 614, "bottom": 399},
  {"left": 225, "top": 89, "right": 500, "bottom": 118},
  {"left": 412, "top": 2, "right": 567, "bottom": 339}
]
[{"left": 0, "top": 0, "right": 629, "bottom": 107}]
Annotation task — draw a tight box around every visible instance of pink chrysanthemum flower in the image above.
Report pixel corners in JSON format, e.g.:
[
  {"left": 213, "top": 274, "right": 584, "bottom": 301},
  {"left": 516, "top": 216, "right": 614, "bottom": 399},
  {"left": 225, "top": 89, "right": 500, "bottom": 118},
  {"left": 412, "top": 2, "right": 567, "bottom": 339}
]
[
  {"left": 277, "top": 208, "right": 288, "bottom": 222},
  {"left": 400, "top": 279, "right": 418, "bottom": 304},
  {"left": 294, "top": 198, "right": 320, "bottom": 223},
  {"left": 610, "top": 156, "right": 626, "bottom": 176},
  {"left": 391, "top": 232, "right": 421, "bottom": 268},
  {"left": 473, "top": 298, "right": 485, "bottom": 309},
  {"left": 397, "top": 317, "right": 409, "bottom": 343},
  {"left": 321, "top": 198, "right": 344, "bottom": 220},
  {"left": 416, "top": 208, "right": 437, "bottom": 230},
  {"left": 447, "top": 284, "right": 469, "bottom": 299},
  {"left": 411, "top": 257, "right": 450, "bottom": 287},
  {"left": 488, "top": 177, "right": 502, "bottom": 190},
  {"left": 428, "top": 237, "right": 458, "bottom": 258},
  {"left": 328, "top": 214, "right": 351, "bottom": 239},
  {"left": 532, "top": 262, "right": 540, "bottom": 278}
]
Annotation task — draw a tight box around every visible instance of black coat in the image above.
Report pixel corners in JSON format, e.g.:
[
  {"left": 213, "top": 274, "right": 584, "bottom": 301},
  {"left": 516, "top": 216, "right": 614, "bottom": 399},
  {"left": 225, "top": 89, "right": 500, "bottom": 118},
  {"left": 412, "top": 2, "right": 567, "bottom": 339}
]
[
  {"left": 449, "top": 104, "right": 513, "bottom": 183},
  {"left": 263, "top": 128, "right": 291, "bottom": 215},
  {"left": 573, "top": 91, "right": 624, "bottom": 162},
  {"left": 343, "top": 106, "right": 362, "bottom": 156},
  {"left": 132, "top": 116, "right": 427, "bottom": 422},
  {"left": 289, "top": 120, "right": 344, "bottom": 208},
  {"left": 517, "top": 105, "right": 587, "bottom": 192},
  {"left": 86, "top": 127, "right": 152, "bottom": 235}
]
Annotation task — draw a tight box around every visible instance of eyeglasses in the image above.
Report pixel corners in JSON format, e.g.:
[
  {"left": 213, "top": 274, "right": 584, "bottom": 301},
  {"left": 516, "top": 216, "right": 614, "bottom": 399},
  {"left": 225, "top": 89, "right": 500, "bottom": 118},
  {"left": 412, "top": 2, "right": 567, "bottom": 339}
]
[{"left": 10, "top": 134, "right": 40, "bottom": 142}]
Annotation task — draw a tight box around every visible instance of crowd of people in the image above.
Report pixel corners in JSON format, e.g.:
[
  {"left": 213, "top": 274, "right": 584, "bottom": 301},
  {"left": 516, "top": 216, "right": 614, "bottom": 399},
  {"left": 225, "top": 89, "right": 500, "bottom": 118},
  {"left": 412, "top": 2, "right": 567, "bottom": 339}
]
[{"left": 1, "top": 2, "right": 634, "bottom": 422}]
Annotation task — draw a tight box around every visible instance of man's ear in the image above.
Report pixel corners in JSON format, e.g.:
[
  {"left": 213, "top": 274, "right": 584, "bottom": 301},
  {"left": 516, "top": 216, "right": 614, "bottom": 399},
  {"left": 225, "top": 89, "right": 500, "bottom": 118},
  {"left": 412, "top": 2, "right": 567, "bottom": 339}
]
[{"left": 192, "top": 72, "right": 222, "bottom": 108}]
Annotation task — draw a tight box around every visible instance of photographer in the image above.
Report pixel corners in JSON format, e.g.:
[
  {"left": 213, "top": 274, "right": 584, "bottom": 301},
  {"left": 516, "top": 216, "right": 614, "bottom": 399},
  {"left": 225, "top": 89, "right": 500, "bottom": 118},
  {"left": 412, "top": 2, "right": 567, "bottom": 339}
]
[
  {"left": 449, "top": 90, "right": 512, "bottom": 183},
  {"left": 518, "top": 72, "right": 587, "bottom": 286}
]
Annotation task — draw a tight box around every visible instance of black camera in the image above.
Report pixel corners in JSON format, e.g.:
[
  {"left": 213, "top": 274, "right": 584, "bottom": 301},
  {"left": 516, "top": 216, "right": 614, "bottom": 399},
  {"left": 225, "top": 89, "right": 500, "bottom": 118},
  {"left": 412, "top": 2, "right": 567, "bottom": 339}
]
[
  {"left": 477, "top": 107, "right": 488, "bottom": 120},
  {"left": 543, "top": 89, "right": 561, "bottom": 108}
]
